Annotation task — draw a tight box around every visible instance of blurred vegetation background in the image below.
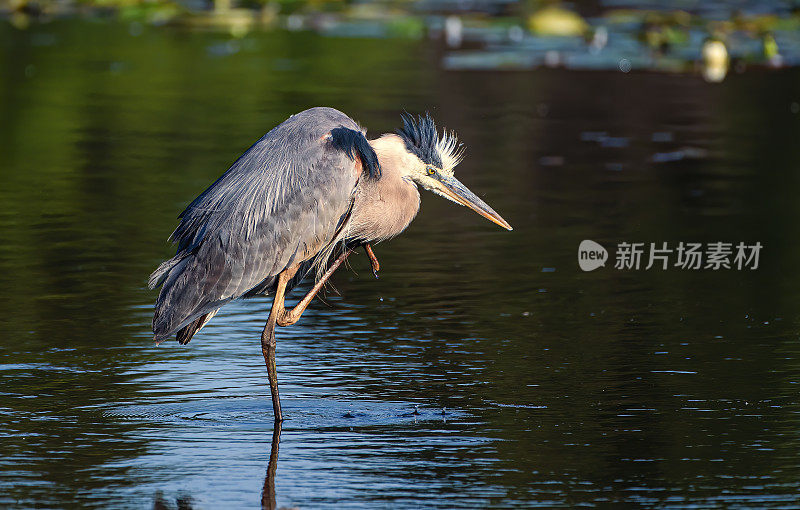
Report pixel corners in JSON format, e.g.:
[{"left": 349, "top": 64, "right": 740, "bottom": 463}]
[{"left": 2, "top": 0, "right": 800, "bottom": 81}]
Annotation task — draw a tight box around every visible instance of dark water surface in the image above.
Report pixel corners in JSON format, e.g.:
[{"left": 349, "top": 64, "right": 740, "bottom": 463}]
[{"left": 2, "top": 21, "right": 800, "bottom": 508}]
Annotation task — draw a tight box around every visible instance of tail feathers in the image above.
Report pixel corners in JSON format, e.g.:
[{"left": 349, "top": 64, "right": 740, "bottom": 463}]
[
  {"left": 169, "top": 309, "right": 219, "bottom": 345},
  {"left": 151, "top": 253, "right": 220, "bottom": 343},
  {"left": 148, "top": 255, "right": 186, "bottom": 289}
]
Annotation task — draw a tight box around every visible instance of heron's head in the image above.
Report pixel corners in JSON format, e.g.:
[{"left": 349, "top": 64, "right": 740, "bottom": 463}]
[{"left": 392, "top": 112, "right": 513, "bottom": 231}]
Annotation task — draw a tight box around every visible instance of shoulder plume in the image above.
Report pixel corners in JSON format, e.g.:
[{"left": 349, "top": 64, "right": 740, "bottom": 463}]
[{"left": 330, "top": 126, "right": 381, "bottom": 179}]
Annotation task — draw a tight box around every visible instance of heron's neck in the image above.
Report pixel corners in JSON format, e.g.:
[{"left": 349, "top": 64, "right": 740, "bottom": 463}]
[
  {"left": 369, "top": 134, "right": 415, "bottom": 182},
  {"left": 349, "top": 135, "right": 421, "bottom": 242}
]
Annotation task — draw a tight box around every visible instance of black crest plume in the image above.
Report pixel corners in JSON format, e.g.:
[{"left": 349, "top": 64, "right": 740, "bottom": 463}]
[
  {"left": 330, "top": 127, "right": 382, "bottom": 179},
  {"left": 396, "top": 112, "right": 443, "bottom": 168}
]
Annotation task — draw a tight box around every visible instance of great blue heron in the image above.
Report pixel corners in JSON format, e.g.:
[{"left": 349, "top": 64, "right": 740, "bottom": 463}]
[{"left": 149, "top": 107, "right": 512, "bottom": 421}]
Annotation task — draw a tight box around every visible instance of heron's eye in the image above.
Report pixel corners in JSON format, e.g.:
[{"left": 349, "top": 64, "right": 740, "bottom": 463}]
[{"left": 426, "top": 167, "right": 436, "bottom": 176}]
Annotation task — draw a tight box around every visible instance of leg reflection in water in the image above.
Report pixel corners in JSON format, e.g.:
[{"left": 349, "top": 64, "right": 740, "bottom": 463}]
[
  {"left": 152, "top": 423, "right": 284, "bottom": 510},
  {"left": 261, "top": 421, "right": 282, "bottom": 510}
]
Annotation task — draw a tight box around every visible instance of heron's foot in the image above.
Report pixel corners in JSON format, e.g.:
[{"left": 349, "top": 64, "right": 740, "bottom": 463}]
[{"left": 364, "top": 243, "right": 380, "bottom": 279}]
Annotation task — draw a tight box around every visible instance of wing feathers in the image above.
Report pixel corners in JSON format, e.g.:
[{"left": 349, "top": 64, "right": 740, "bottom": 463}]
[{"left": 151, "top": 107, "right": 370, "bottom": 341}]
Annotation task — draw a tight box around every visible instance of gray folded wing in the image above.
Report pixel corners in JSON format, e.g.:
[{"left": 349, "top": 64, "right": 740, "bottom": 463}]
[{"left": 150, "top": 107, "right": 363, "bottom": 341}]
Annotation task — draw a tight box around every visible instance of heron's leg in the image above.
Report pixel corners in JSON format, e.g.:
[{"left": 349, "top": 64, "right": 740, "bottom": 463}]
[
  {"left": 261, "top": 266, "right": 299, "bottom": 422},
  {"left": 277, "top": 248, "right": 354, "bottom": 327},
  {"left": 364, "top": 243, "right": 380, "bottom": 278},
  {"left": 261, "top": 249, "right": 352, "bottom": 420}
]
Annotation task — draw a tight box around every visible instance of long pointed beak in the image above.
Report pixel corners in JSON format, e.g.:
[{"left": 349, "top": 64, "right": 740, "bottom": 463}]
[{"left": 436, "top": 176, "right": 513, "bottom": 231}]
